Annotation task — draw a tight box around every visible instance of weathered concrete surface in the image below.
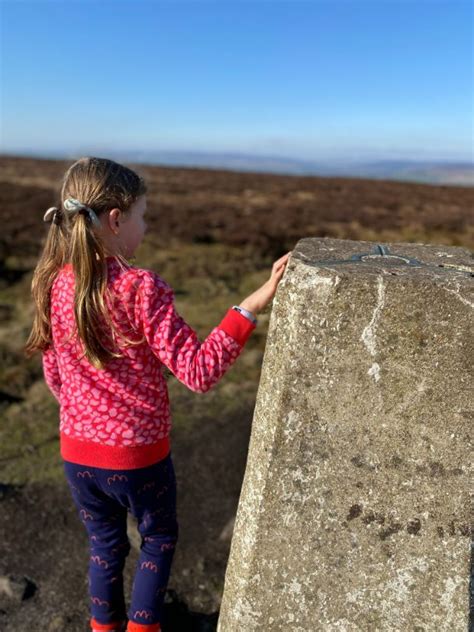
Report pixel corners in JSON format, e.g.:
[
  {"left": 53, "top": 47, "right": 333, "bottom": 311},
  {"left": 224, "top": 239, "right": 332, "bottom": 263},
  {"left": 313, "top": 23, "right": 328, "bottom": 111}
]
[{"left": 217, "top": 238, "right": 473, "bottom": 631}]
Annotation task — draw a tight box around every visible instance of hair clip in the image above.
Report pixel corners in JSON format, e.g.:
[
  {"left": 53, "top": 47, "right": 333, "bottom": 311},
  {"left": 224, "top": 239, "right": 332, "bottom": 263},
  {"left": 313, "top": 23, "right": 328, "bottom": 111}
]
[
  {"left": 43, "top": 206, "right": 62, "bottom": 224},
  {"left": 64, "top": 198, "right": 102, "bottom": 228},
  {"left": 43, "top": 198, "right": 102, "bottom": 228}
]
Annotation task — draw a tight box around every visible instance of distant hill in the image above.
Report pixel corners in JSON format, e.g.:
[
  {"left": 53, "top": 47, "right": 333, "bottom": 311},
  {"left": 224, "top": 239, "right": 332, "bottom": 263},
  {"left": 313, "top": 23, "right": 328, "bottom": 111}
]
[
  {"left": 84, "top": 150, "right": 474, "bottom": 186},
  {"left": 2, "top": 149, "right": 472, "bottom": 186},
  {"left": 315, "top": 159, "right": 474, "bottom": 186}
]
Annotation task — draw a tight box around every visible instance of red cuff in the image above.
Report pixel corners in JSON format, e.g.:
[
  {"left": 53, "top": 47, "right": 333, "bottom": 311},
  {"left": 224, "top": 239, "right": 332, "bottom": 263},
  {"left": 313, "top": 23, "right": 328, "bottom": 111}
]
[{"left": 217, "top": 307, "right": 257, "bottom": 346}]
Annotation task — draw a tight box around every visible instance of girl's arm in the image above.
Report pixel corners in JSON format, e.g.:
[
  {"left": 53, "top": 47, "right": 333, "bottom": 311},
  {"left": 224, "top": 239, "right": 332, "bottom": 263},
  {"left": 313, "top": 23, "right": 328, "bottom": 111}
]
[
  {"left": 42, "top": 345, "right": 62, "bottom": 403},
  {"left": 132, "top": 270, "right": 256, "bottom": 393}
]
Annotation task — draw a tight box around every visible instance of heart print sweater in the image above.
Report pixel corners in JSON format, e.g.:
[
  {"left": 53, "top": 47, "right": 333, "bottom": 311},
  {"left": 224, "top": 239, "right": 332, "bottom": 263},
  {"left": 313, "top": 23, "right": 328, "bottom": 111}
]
[{"left": 42, "top": 256, "right": 256, "bottom": 469}]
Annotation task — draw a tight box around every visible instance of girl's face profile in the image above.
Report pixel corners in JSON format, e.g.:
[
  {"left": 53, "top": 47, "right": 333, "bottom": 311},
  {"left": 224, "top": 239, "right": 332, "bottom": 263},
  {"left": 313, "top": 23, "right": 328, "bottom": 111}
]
[{"left": 126, "top": 194, "right": 148, "bottom": 256}]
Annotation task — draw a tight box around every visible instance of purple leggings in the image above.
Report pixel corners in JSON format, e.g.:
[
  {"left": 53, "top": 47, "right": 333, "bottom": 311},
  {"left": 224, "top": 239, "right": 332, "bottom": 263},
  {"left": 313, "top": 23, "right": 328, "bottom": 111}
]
[{"left": 62, "top": 451, "right": 178, "bottom": 627}]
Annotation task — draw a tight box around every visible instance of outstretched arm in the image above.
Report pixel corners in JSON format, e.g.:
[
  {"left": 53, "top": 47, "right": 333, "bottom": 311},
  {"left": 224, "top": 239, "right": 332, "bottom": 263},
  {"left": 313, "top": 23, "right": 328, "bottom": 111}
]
[{"left": 133, "top": 271, "right": 257, "bottom": 393}]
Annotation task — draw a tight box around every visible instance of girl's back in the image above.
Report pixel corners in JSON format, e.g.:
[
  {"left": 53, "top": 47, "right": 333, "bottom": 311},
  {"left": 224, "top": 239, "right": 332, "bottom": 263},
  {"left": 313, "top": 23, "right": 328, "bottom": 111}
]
[{"left": 44, "top": 254, "right": 256, "bottom": 470}]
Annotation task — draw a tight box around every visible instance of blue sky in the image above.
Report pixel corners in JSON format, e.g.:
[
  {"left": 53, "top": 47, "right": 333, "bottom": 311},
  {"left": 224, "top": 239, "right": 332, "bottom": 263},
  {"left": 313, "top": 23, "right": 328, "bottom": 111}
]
[{"left": 1, "top": 0, "right": 472, "bottom": 163}]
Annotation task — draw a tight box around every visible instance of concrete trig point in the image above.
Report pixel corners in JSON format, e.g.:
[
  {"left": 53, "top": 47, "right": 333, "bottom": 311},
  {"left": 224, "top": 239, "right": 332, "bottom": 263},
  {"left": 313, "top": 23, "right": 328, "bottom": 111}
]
[{"left": 217, "top": 237, "right": 473, "bottom": 631}]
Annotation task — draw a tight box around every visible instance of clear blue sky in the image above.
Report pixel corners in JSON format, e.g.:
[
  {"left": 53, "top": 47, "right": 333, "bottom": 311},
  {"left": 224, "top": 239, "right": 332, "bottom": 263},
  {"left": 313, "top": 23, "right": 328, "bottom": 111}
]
[{"left": 1, "top": 0, "right": 472, "bottom": 163}]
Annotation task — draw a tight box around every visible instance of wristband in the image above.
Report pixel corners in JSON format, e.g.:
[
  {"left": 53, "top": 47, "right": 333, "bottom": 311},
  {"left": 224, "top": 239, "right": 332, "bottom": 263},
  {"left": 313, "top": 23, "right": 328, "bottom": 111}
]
[{"left": 232, "top": 305, "right": 258, "bottom": 325}]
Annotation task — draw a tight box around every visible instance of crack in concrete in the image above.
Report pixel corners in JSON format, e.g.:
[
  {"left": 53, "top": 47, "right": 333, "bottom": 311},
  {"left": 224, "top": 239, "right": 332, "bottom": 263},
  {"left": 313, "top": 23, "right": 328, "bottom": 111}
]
[{"left": 360, "top": 276, "right": 386, "bottom": 382}]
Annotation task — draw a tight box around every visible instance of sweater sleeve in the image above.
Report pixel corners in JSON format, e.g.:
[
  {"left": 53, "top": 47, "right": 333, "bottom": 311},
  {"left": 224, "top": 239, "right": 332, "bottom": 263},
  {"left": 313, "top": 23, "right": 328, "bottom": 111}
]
[
  {"left": 42, "top": 345, "right": 62, "bottom": 403},
  {"left": 134, "top": 270, "right": 257, "bottom": 393}
]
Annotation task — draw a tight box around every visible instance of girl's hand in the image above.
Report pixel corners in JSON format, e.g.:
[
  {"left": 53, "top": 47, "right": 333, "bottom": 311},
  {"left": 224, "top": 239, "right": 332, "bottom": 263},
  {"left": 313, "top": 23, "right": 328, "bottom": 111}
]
[{"left": 239, "top": 251, "right": 292, "bottom": 316}]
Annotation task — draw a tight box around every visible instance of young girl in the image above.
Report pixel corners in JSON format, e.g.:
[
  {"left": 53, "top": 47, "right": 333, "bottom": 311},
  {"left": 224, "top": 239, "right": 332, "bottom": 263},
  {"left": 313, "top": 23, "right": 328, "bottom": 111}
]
[{"left": 24, "top": 156, "right": 291, "bottom": 632}]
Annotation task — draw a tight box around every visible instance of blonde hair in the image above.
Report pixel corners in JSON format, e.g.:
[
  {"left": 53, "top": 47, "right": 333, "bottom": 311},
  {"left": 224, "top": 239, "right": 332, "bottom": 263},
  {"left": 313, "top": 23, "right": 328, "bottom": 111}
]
[{"left": 24, "top": 156, "right": 148, "bottom": 369}]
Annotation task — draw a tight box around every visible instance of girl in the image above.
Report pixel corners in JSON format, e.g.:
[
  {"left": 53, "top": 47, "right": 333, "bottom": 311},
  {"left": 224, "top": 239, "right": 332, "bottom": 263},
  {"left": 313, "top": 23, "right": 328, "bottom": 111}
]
[{"left": 24, "top": 156, "right": 291, "bottom": 632}]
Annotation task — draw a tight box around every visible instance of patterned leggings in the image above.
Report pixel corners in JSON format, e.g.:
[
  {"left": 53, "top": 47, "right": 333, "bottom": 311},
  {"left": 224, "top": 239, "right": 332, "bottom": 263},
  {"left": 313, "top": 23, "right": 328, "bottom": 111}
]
[{"left": 63, "top": 451, "right": 179, "bottom": 629}]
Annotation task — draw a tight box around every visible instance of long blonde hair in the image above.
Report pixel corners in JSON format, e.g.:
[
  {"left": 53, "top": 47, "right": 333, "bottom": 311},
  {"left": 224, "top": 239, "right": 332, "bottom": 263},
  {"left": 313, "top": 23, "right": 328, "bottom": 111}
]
[{"left": 24, "top": 156, "right": 148, "bottom": 369}]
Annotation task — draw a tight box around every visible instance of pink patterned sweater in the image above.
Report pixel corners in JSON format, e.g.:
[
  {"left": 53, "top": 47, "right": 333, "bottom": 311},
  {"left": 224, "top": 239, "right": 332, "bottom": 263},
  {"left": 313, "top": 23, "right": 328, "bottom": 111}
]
[{"left": 42, "top": 256, "right": 256, "bottom": 469}]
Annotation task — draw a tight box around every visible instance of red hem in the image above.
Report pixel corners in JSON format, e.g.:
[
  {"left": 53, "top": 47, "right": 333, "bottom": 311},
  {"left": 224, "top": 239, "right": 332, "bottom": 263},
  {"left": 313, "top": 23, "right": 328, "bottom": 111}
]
[{"left": 61, "top": 432, "right": 170, "bottom": 469}]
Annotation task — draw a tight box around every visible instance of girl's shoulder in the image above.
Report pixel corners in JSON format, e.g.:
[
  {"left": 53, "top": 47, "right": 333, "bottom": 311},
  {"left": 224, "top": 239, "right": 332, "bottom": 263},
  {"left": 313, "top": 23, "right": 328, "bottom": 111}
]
[
  {"left": 117, "top": 264, "right": 174, "bottom": 301},
  {"left": 116, "top": 266, "right": 175, "bottom": 331},
  {"left": 120, "top": 262, "right": 170, "bottom": 285}
]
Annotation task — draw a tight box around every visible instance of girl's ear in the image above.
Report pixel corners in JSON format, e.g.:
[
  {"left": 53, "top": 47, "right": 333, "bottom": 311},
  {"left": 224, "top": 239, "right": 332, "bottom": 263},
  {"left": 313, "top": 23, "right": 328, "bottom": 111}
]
[{"left": 108, "top": 208, "right": 122, "bottom": 232}]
